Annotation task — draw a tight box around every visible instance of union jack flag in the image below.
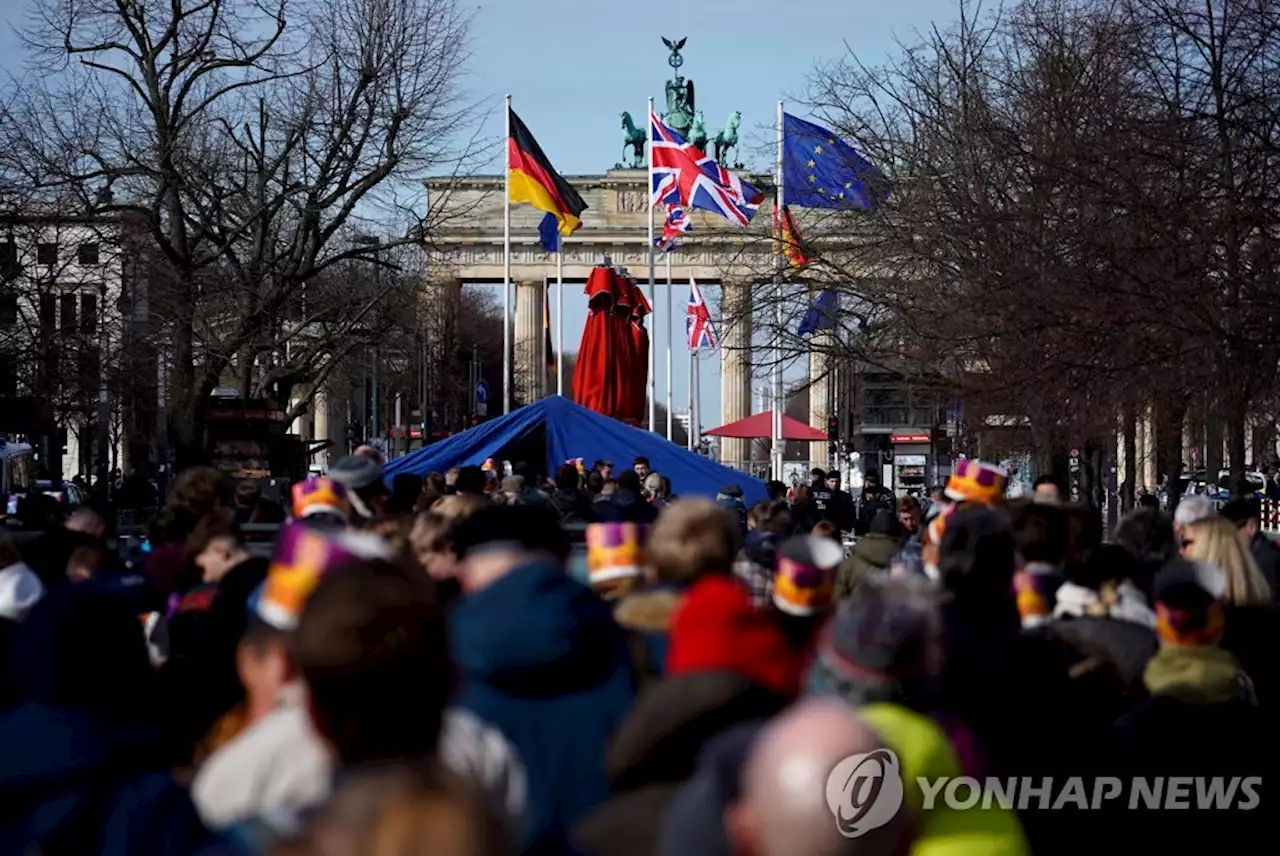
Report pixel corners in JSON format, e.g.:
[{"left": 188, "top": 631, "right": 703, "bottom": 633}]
[
  {"left": 686, "top": 277, "right": 717, "bottom": 350},
  {"left": 655, "top": 205, "right": 691, "bottom": 251},
  {"left": 651, "top": 113, "right": 763, "bottom": 227}
]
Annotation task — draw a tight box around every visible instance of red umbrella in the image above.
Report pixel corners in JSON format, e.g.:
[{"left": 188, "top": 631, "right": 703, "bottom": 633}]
[{"left": 705, "top": 411, "right": 829, "bottom": 440}]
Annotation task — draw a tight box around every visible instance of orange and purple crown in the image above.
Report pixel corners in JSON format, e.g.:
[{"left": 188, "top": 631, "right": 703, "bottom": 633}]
[
  {"left": 586, "top": 522, "right": 650, "bottom": 586},
  {"left": 292, "top": 476, "right": 350, "bottom": 520},
  {"left": 773, "top": 535, "right": 844, "bottom": 616},
  {"left": 254, "top": 524, "right": 392, "bottom": 631},
  {"left": 945, "top": 459, "right": 1008, "bottom": 505}
]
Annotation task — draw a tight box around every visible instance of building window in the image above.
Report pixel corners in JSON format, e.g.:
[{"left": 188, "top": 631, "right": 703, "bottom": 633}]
[
  {"left": 60, "top": 293, "right": 77, "bottom": 334},
  {"left": 80, "top": 292, "right": 97, "bottom": 336},
  {"left": 0, "top": 292, "right": 15, "bottom": 327},
  {"left": 0, "top": 242, "right": 15, "bottom": 266},
  {"left": 37, "top": 242, "right": 58, "bottom": 266},
  {"left": 39, "top": 293, "right": 55, "bottom": 329},
  {"left": 77, "top": 243, "right": 100, "bottom": 265}
]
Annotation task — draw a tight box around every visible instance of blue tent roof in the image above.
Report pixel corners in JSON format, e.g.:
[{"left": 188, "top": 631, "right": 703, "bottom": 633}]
[{"left": 383, "top": 395, "right": 767, "bottom": 503}]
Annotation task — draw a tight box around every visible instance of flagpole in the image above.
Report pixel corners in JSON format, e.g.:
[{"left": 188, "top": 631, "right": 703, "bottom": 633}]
[
  {"left": 503, "top": 94, "right": 512, "bottom": 414},
  {"left": 556, "top": 239, "right": 564, "bottom": 396},
  {"left": 665, "top": 250, "right": 673, "bottom": 440},
  {"left": 772, "top": 99, "right": 784, "bottom": 481},
  {"left": 687, "top": 348, "right": 696, "bottom": 451},
  {"left": 646, "top": 96, "right": 657, "bottom": 434},
  {"left": 693, "top": 348, "right": 701, "bottom": 452}
]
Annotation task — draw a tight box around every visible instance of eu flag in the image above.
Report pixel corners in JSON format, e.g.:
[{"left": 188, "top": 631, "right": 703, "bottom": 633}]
[
  {"left": 782, "top": 114, "right": 889, "bottom": 211},
  {"left": 538, "top": 212, "right": 561, "bottom": 253},
  {"left": 798, "top": 289, "right": 837, "bottom": 336}
]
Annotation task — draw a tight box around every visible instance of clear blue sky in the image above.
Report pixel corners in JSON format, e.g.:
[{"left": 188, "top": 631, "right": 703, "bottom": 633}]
[{"left": 1, "top": 0, "right": 961, "bottom": 438}]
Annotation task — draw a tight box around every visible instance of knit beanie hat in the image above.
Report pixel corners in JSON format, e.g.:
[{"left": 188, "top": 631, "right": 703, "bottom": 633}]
[
  {"left": 252, "top": 524, "right": 393, "bottom": 632},
  {"left": 944, "top": 459, "right": 1008, "bottom": 505},
  {"left": 773, "top": 535, "right": 842, "bottom": 616},
  {"left": 586, "top": 521, "right": 650, "bottom": 588},
  {"left": 1151, "top": 558, "right": 1228, "bottom": 647},
  {"left": 807, "top": 576, "right": 940, "bottom": 707}
]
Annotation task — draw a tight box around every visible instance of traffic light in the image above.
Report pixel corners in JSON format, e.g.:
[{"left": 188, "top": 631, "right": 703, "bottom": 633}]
[{"left": 827, "top": 416, "right": 839, "bottom": 440}]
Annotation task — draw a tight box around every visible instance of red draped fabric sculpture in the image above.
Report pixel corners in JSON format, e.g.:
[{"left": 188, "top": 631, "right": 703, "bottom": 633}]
[{"left": 573, "top": 265, "right": 650, "bottom": 424}]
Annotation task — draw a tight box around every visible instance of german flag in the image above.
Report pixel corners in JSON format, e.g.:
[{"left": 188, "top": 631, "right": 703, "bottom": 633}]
[
  {"left": 774, "top": 204, "right": 813, "bottom": 272},
  {"left": 508, "top": 109, "right": 587, "bottom": 237}
]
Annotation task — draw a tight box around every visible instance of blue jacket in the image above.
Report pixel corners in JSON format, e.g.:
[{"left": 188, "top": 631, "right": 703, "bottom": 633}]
[
  {"left": 0, "top": 702, "right": 207, "bottom": 854},
  {"left": 594, "top": 491, "right": 659, "bottom": 524},
  {"left": 452, "top": 561, "right": 636, "bottom": 855}
]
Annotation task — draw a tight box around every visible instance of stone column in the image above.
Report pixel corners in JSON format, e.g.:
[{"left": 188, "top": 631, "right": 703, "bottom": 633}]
[
  {"left": 809, "top": 331, "right": 835, "bottom": 466},
  {"left": 313, "top": 388, "right": 330, "bottom": 471},
  {"left": 513, "top": 280, "right": 544, "bottom": 407},
  {"left": 719, "top": 281, "right": 752, "bottom": 467}
]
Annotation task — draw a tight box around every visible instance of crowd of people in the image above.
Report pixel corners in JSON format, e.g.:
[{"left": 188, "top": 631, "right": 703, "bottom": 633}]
[{"left": 0, "top": 447, "right": 1274, "bottom": 856}]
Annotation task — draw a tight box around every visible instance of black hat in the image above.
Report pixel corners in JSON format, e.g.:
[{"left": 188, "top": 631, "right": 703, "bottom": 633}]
[
  {"left": 719, "top": 483, "right": 744, "bottom": 498},
  {"left": 1219, "top": 497, "right": 1260, "bottom": 526}
]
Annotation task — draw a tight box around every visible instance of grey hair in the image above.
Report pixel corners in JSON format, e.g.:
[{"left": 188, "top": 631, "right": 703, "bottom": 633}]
[{"left": 1173, "top": 495, "right": 1216, "bottom": 528}]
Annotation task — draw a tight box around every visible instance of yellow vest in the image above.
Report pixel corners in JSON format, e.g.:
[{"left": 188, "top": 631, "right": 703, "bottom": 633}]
[{"left": 860, "top": 703, "right": 1030, "bottom": 856}]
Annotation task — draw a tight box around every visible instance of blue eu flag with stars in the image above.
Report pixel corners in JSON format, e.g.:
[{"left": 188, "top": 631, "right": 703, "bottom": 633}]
[{"left": 782, "top": 114, "right": 889, "bottom": 211}]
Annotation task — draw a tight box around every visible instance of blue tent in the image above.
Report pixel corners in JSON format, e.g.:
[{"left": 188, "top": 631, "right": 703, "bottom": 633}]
[{"left": 383, "top": 395, "right": 767, "bottom": 503}]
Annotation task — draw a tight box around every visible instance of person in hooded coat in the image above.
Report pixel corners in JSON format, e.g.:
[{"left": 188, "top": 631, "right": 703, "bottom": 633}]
[
  {"left": 0, "top": 586, "right": 207, "bottom": 854},
  {"left": 1049, "top": 543, "right": 1157, "bottom": 691},
  {"left": 835, "top": 509, "right": 902, "bottom": 599},
  {"left": 1111, "top": 558, "right": 1273, "bottom": 853},
  {"left": 450, "top": 505, "right": 636, "bottom": 856}
]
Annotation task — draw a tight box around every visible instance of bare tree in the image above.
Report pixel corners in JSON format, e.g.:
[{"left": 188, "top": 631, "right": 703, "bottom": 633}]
[{"left": 1, "top": 0, "right": 478, "bottom": 466}]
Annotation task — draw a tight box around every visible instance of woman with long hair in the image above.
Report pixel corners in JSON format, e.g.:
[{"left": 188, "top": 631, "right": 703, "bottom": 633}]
[{"left": 1181, "top": 516, "right": 1272, "bottom": 606}]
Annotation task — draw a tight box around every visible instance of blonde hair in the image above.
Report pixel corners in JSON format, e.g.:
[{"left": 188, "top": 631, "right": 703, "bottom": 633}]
[
  {"left": 431, "top": 494, "right": 489, "bottom": 521},
  {"left": 647, "top": 498, "right": 741, "bottom": 584},
  {"left": 1185, "top": 516, "right": 1272, "bottom": 605}
]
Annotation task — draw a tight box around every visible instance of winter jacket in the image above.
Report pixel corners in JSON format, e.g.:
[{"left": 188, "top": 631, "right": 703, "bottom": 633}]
[
  {"left": 572, "top": 671, "right": 788, "bottom": 856},
  {"left": 596, "top": 491, "right": 660, "bottom": 524},
  {"left": 1248, "top": 533, "right": 1280, "bottom": 594},
  {"left": 550, "top": 488, "right": 598, "bottom": 523},
  {"left": 192, "top": 680, "right": 526, "bottom": 836},
  {"left": 1049, "top": 580, "right": 1158, "bottom": 689},
  {"left": 452, "top": 560, "right": 636, "bottom": 855},
  {"left": 1221, "top": 603, "right": 1280, "bottom": 708},
  {"left": 666, "top": 576, "right": 803, "bottom": 699},
  {"left": 1111, "top": 645, "right": 1272, "bottom": 853},
  {"left": 835, "top": 533, "right": 898, "bottom": 599},
  {"left": 658, "top": 721, "right": 763, "bottom": 856},
  {"left": 0, "top": 702, "right": 207, "bottom": 854}
]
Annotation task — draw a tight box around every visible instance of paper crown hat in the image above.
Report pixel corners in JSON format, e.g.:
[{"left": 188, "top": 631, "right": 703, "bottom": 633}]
[
  {"left": 586, "top": 522, "right": 650, "bottom": 587},
  {"left": 773, "top": 535, "right": 843, "bottom": 616},
  {"left": 291, "top": 476, "right": 351, "bottom": 520},
  {"left": 944, "top": 459, "right": 1008, "bottom": 505},
  {"left": 253, "top": 524, "right": 393, "bottom": 631}
]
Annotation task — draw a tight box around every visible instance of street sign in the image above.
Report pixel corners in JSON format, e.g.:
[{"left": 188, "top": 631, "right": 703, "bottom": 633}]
[{"left": 475, "top": 380, "right": 488, "bottom": 417}]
